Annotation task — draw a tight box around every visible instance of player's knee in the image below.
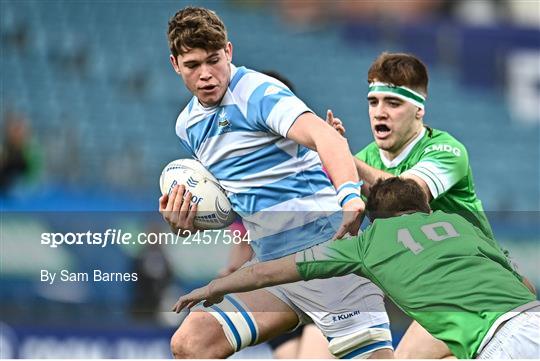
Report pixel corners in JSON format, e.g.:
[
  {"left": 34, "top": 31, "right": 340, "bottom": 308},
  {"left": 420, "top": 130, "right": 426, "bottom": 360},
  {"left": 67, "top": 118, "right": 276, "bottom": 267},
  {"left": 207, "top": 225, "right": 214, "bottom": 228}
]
[
  {"left": 170, "top": 328, "right": 191, "bottom": 359},
  {"left": 394, "top": 346, "right": 413, "bottom": 359},
  {"left": 170, "top": 312, "right": 232, "bottom": 359}
]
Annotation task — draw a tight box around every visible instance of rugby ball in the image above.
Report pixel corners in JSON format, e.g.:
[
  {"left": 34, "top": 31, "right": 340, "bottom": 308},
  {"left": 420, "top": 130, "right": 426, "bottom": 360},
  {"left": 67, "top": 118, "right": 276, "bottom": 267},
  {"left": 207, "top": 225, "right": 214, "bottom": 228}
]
[{"left": 160, "top": 159, "right": 236, "bottom": 229}]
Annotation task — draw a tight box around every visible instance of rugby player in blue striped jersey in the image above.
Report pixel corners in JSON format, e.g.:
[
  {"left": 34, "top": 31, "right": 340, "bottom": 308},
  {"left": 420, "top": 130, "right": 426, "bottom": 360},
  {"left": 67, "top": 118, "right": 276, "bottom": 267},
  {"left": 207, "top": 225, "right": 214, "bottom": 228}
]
[{"left": 159, "top": 7, "right": 393, "bottom": 359}]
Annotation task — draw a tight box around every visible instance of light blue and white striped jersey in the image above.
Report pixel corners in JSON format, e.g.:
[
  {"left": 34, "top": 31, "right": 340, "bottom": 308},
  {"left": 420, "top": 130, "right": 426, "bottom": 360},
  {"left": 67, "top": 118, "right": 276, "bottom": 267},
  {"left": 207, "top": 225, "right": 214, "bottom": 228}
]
[{"left": 175, "top": 64, "right": 342, "bottom": 261}]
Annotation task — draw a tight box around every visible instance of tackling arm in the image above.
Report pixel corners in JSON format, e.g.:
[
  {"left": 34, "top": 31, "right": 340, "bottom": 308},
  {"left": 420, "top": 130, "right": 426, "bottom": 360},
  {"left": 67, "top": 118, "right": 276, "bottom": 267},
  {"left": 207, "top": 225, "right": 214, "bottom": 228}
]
[
  {"left": 172, "top": 255, "right": 300, "bottom": 312},
  {"left": 354, "top": 159, "right": 432, "bottom": 201}
]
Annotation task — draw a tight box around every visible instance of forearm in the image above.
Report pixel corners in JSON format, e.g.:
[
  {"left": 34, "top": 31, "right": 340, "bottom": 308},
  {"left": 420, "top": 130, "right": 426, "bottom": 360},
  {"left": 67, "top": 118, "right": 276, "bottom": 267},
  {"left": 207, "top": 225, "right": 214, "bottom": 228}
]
[
  {"left": 286, "top": 113, "right": 358, "bottom": 189},
  {"left": 354, "top": 158, "right": 433, "bottom": 200},
  {"left": 354, "top": 158, "right": 393, "bottom": 196},
  {"left": 354, "top": 158, "right": 392, "bottom": 186},
  {"left": 316, "top": 132, "right": 359, "bottom": 189},
  {"left": 209, "top": 255, "right": 300, "bottom": 296}
]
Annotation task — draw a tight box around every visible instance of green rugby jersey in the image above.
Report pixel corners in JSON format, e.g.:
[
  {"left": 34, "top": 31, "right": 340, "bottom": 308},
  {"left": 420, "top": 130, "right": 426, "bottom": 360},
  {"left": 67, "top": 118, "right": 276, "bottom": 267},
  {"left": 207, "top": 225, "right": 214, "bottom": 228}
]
[
  {"left": 296, "top": 211, "right": 536, "bottom": 359},
  {"left": 356, "top": 127, "right": 494, "bottom": 240}
]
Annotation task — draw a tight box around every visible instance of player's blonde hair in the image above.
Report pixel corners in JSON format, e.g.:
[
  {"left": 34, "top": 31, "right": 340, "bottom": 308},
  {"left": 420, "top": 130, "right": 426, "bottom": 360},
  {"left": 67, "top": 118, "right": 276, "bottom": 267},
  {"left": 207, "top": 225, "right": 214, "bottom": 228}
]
[
  {"left": 368, "top": 52, "right": 429, "bottom": 97},
  {"left": 167, "top": 7, "right": 228, "bottom": 57}
]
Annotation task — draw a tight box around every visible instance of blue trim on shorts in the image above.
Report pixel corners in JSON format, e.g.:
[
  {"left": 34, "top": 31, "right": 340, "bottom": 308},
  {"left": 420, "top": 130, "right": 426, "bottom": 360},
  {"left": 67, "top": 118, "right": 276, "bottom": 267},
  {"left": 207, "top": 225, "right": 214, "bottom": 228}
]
[
  {"left": 326, "top": 323, "right": 392, "bottom": 359},
  {"left": 210, "top": 305, "right": 241, "bottom": 352},
  {"left": 225, "top": 295, "right": 258, "bottom": 345}
]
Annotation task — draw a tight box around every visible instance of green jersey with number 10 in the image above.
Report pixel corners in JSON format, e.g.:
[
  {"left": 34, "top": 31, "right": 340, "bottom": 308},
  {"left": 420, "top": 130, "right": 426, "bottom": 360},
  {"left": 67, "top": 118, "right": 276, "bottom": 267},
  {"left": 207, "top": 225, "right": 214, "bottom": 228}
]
[
  {"left": 356, "top": 127, "right": 494, "bottom": 240},
  {"left": 296, "top": 211, "right": 536, "bottom": 359}
]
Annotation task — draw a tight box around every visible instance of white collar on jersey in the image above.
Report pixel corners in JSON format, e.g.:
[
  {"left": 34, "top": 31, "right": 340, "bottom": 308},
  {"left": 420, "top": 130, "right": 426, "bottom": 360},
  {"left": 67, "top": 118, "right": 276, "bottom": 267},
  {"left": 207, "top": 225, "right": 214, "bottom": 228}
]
[
  {"left": 379, "top": 126, "right": 426, "bottom": 168},
  {"left": 230, "top": 63, "right": 238, "bottom": 79},
  {"left": 197, "top": 63, "right": 239, "bottom": 110}
]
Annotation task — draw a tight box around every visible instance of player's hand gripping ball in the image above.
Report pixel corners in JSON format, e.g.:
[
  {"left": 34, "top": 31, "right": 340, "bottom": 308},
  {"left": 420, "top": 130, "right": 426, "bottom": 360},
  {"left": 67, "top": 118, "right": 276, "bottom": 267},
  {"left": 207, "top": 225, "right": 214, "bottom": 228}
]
[{"left": 160, "top": 159, "right": 236, "bottom": 229}]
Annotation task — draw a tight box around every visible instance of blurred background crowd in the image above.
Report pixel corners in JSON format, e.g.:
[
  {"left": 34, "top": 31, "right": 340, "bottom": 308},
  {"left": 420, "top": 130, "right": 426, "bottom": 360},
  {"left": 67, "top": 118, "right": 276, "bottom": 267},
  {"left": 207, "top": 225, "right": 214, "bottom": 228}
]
[{"left": 1, "top": 0, "right": 539, "bottom": 358}]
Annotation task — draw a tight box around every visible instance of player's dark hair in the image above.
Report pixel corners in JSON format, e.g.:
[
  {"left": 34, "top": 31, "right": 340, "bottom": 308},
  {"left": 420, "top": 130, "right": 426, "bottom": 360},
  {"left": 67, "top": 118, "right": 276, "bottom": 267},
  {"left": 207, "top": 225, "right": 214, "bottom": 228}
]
[
  {"left": 368, "top": 52, "right": 429, "bottom": 97},
  {"left": 262, "top": 70, "right": 295, "bottom": 92},
  {"left": 168, "top": 7, "right": 228, "bottom": 58},
  {"left": 366, "top": 177, "right": 431, "bottom": 221}
]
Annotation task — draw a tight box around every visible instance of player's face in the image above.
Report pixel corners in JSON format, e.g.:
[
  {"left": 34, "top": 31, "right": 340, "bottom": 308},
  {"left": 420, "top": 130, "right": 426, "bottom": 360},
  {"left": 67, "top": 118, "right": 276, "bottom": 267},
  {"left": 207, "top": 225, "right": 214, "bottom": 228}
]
[
  {"left": 368, "top": 93, "right": 424, "bottom": 159},
  {"left": 170, "top": 42, "right": 233, "bottom": 107}
]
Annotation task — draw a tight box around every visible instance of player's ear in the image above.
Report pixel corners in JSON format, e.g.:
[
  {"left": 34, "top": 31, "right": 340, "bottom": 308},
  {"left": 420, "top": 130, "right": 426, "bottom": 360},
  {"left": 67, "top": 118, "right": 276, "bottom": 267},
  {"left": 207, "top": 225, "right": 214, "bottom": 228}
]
[
  {"left": 416, "top": 107, "right": 425, "bottom": 120},
  {"left": 170, "top": 54, "right": 181, "bottom": 74},
  {"left": 224, "top": 42, "right": 233, "bottom": 63}
]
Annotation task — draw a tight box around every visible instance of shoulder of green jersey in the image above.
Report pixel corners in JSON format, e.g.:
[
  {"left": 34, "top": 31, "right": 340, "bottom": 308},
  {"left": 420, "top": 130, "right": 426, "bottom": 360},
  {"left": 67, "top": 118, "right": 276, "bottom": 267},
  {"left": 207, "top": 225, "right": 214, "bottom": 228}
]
[
  {"left": 402, "top": 160, "right": 461, "bottom": 199},
  {"left": 422, "top": 130, "right": 467, "bottom": 157}
]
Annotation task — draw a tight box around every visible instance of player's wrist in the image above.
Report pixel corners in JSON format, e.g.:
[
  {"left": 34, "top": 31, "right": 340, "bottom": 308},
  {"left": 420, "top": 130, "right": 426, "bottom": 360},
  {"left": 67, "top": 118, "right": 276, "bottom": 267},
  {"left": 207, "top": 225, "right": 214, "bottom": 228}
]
[
  {"left": 342, "top": 197, "right": 365, "bottom": 213},
  {"left": 337, "top": 181, "right": 364, "bottom": 207},
  {"left": 207, "top": 280, "right": 217, "bottom": 298}
]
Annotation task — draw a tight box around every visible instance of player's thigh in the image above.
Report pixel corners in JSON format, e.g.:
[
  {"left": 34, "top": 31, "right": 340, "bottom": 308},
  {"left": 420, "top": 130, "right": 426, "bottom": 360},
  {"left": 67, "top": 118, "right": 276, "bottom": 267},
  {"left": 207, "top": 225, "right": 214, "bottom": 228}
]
[
  {"left": 236, "top": 287, "right": 300, "bottom": 341},
  {"left": 171, "top": 288, "right": 298, "bottom": 357},
  {"left": 297, "top": 324, "right": 334, "bottom": 359},
  {"left": 269, "top": 324, "right": 304, "bottom": 359},
  {"left": 273, "top": 337, "right": 301, "bottom": 359},
  {"left": 395, "top": 320, "right": 454, "bottom": 359}
]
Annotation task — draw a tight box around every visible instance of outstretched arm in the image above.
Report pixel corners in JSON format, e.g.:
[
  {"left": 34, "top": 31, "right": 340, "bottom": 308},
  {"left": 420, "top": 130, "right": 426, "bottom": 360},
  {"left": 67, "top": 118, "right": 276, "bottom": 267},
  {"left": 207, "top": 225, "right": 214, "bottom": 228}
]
[
  {"left": 287, "top": 112, "right": 365, "bottom": 239},
  {"left": 172, "top": 255, "right": 300, "bottom": 312},
  {"left": 353, "top": 159, "right": 432, "bottom": 200}
]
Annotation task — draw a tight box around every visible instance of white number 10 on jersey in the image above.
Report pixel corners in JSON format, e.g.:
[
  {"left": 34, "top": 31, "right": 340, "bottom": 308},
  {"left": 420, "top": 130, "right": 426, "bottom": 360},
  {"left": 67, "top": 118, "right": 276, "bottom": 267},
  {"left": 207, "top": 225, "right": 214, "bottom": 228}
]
[{"left": 397, "top": 222, "right": 460, "bottom": 255}]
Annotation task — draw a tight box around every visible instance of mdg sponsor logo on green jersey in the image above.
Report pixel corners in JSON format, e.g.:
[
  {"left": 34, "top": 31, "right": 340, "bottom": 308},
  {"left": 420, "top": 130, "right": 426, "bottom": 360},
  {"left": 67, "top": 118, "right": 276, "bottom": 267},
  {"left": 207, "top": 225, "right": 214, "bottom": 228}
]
[{"left": 423, "top": 144, "right": 461, "bottom": 156}]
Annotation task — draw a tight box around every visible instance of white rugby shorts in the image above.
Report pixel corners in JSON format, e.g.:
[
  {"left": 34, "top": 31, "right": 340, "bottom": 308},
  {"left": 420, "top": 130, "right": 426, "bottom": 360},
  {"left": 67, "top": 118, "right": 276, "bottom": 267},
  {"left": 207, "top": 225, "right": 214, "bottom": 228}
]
[
  {"left": 265, "top": 272, "right": 389, "bottom": 338},
  {"left": 477, "top": 304, "right": 540, "bottom": 359}
]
